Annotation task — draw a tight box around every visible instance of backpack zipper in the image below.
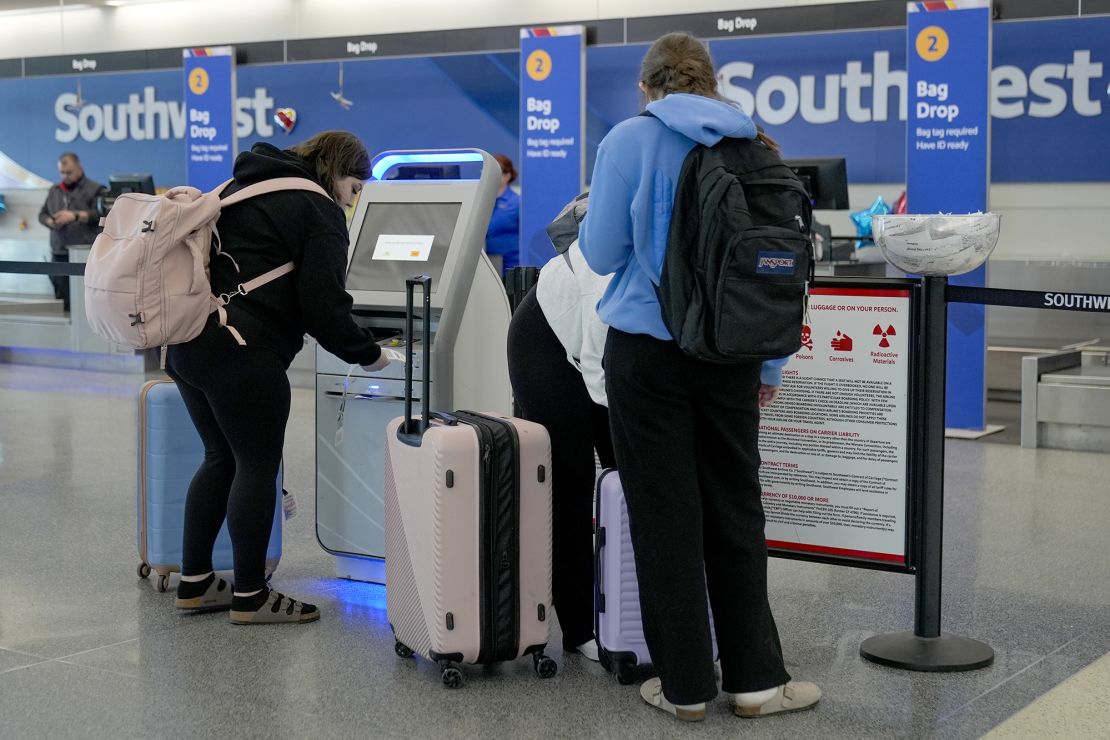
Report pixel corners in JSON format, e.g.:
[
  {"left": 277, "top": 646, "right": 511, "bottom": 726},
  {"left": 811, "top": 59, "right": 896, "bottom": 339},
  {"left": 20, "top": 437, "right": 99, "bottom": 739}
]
[
  {"left": 159, "top": 205, "right": 182, "bottom": 368},
  {"left": 133, "top": 201, "right": 153, "bottom": 349}
]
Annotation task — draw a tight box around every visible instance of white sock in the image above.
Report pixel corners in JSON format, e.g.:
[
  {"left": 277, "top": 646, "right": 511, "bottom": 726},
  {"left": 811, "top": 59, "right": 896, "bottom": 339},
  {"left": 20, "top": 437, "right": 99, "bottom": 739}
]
[
  {"left": 733, "top": 686, "right": 779, "bottom": 706},
  {"left": 234, "top": 588, "right": 264, "bottom": 598},
  {"left": 180, "top": 571, "right": 212, "bottom": 583},
  {"left": 676, "top": 701, "right": 705, "bottom": 710}
]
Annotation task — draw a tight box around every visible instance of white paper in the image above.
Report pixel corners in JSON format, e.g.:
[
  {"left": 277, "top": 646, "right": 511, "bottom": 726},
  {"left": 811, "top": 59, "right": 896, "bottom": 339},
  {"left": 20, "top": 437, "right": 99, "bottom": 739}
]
[{"left": 371, "top": 234, "right": 434, "bottom": 262}]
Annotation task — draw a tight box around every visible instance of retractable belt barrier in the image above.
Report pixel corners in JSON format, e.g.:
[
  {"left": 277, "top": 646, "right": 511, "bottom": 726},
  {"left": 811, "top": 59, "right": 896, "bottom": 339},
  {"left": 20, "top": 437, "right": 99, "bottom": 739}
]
[
  {"left": 0, "top": 261, "right": 86, "bottom": 276},
  {"left": 947, "top": 285, "right": 1110, "bottom": 313}
]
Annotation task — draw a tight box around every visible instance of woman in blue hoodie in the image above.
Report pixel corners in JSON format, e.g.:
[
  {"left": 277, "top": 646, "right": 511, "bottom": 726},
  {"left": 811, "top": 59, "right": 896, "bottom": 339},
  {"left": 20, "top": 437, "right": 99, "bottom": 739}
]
[{"left": 579, "top": 33, "right": 820, "bottom": 721}]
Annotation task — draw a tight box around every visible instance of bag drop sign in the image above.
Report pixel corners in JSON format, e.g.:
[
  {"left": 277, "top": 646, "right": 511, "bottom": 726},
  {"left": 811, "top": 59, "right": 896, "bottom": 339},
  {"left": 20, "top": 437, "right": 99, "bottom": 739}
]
[
  {"left": 518, "top": 26, "right": 585, "bottom": 268},
  {"left": 758, "top": 286, "right": 912, "bottom": 566},
  {"left": 184, "top": 47, "right": 236, "bottom": 192}
]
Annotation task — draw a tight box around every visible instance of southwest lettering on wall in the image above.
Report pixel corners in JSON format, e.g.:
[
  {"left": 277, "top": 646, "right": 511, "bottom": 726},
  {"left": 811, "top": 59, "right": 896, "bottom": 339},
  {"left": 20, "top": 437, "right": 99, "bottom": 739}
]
[
  {"left": 53, "top": 86, "right": 275, "bottom": 143},
  {"left": 716, "top": 49, "right": 1102, "bottom": 126}
]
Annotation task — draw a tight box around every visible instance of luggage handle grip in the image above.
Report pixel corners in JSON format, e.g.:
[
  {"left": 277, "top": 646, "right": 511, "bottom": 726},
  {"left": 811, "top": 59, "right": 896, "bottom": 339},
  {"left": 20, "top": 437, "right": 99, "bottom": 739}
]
[
  {"left": 400, "top": 275, "right": 433, "bottom": 446},
  {"left": 430, "top": 411, "right": 458, "bottom": 426}
]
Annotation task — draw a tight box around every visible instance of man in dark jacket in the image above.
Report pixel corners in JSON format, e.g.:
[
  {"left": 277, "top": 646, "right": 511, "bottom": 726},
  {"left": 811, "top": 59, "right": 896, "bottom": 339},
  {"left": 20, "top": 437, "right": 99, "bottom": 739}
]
[{"left": 38, "top": 152, "right": 105, "bottom": 311}]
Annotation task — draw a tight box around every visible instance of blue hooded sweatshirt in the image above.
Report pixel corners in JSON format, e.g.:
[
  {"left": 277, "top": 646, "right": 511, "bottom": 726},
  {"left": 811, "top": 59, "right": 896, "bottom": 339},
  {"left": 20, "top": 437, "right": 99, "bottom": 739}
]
[{"left": 579, "top": 93, "right": 789, "bottom": 385}]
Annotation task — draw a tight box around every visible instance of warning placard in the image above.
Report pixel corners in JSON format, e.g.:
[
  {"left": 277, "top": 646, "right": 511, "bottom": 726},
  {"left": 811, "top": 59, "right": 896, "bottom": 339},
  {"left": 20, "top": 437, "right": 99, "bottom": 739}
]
[{"left": 760, "top": 286, "right": 912, "bottom": 566}]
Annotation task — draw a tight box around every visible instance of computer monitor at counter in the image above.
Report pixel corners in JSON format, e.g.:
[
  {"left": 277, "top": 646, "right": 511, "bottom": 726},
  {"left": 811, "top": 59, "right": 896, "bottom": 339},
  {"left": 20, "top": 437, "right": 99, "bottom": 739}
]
[
  {"left": 784, "top": 158, "right": 849, "bottom": 210},
  {"left": 108, "top": 173, "right": 155, "bottom": 195}
]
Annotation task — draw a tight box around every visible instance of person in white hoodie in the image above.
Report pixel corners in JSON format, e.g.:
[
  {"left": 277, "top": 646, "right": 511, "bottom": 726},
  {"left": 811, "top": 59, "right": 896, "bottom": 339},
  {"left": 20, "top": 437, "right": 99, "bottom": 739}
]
[
  {"left": 579, "top": 33, "right": 820, "bottom": 722},
  {"left": 506, "top": 194, "right": 613, "bottom": 662}
]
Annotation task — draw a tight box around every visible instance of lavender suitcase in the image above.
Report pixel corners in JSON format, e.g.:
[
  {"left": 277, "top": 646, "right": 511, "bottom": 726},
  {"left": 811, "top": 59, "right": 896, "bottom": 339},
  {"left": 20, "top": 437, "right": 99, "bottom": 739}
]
[
  {"left": 385, "top": 276, "right": 557, "bottom": 688},
  {"left": 594, "top": 468, "right": 716, "bottom": 684},
  {"left": 137, "top": 379, "right": 282, "bottom": 592}
]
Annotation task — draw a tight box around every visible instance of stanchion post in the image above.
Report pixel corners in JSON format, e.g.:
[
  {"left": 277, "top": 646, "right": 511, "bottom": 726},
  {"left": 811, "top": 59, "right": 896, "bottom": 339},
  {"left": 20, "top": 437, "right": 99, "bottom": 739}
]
[
  {"left": 859, "top": 276, "right": 994, "bottom": 672},
  {"left": 916, "top": 275, "right": 946, "bottom": 639}
]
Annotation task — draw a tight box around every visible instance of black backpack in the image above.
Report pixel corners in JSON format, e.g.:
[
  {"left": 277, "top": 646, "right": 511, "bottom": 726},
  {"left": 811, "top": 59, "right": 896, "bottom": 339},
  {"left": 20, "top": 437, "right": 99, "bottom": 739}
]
[{"left": 656, "top": 131, "right": 813, "bottom": 363}]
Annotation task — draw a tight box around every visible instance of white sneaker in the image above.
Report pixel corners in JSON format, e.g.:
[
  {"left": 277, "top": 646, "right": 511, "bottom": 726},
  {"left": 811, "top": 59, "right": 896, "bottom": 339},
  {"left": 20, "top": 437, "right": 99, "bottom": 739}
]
[{"left": 572, "top": 639, "right": 600, "bottom": 661}]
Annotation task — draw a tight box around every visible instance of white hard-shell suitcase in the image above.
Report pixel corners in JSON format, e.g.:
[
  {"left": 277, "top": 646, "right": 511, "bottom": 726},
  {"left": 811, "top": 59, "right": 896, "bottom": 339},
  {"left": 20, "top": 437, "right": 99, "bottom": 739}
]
[{"left": 385, "top": 276, "right": 557, "bottom": 688}]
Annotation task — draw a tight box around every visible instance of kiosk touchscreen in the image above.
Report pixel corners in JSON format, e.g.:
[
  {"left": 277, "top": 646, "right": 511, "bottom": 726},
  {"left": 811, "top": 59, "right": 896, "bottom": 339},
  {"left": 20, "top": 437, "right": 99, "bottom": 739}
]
[
  {"left": 315, "top": 150, "right": 511, "bottom": 583},
  {"left": 345, "top": 201, "right": 461, "bottom": 295}
]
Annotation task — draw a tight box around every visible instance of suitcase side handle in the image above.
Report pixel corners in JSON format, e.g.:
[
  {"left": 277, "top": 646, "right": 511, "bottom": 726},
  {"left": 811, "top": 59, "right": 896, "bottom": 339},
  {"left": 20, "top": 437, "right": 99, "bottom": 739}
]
[
  {"left": 400, "top": 275, "right": 433, "bottom": 446},
  {"left": 430, "top": 411, "right": 458, "bottom": 426}
]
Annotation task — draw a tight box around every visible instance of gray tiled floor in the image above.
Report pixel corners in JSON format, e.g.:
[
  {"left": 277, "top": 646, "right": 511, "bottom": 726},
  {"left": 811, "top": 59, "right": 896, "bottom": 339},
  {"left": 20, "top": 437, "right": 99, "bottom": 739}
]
[{"left": 2, "top": 362, "right": 1109, "bottom": 739}]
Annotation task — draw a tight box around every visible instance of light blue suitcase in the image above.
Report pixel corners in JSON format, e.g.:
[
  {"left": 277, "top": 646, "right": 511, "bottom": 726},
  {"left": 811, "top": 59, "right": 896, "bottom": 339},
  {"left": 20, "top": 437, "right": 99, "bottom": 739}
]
[{"left": 137, "top": 379, "right": 282, "bottom": 592}]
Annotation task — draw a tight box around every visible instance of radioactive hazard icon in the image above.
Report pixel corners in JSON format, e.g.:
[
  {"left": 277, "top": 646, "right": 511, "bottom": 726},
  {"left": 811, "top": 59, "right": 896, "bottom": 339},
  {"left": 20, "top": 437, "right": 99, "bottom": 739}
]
[{"left": 873, "top": 324, "right": 897, "bottom": 348}]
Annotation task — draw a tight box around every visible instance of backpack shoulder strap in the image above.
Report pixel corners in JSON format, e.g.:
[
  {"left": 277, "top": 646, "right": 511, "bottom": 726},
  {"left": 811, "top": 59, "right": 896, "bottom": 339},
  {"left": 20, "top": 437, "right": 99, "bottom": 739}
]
[{"left": 218, "top": 177, "right": 330, "bottom": 208}]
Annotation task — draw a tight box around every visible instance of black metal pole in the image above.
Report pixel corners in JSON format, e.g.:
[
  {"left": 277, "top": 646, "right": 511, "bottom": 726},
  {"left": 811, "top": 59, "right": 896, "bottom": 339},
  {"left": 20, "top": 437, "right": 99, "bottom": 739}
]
[
  {"left": 859, "top": 275, "right": 994, "bottom": 672},
  {"left": 915, "top": 275, "right": 946, "bottom": 639}
]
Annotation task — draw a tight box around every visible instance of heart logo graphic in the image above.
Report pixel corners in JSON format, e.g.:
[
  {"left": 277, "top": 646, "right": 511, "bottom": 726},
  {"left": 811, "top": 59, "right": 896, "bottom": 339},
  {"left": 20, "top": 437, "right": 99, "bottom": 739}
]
[{"left": 274, "top": 107, "right": 297, "bottom": 135}]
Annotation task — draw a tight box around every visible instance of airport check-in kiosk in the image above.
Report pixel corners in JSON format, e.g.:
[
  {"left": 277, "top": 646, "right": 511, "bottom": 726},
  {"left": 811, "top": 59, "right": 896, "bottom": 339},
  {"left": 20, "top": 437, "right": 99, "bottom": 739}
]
[{"left": 315, "top": 150, "right": 512, "bottom": 583}]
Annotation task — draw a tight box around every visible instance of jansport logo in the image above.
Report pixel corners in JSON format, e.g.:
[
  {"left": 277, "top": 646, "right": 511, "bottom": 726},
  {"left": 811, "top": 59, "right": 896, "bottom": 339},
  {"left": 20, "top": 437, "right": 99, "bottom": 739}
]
[{"left": 756, "top": 252, "right": 795, "bottom": 275}]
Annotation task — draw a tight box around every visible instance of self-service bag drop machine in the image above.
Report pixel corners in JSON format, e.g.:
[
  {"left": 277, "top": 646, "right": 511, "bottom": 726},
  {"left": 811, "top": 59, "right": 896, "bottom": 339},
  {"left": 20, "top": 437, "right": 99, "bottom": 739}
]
[{"left": 315, "top": 149, "right": 512, "bottom": 583}]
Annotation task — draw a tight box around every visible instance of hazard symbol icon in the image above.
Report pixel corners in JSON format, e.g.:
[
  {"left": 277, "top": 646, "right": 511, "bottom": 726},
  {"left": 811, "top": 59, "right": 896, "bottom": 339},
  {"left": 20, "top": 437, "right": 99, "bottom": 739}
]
[
  {"left": 800, "top": 325, "right": 813, "bottom": 351},
  {"left": 873, "top": 324, "right": 897, "bottom": 348},
  {"left": 831, "top": 331, "right": 853, "bottom": 352}
]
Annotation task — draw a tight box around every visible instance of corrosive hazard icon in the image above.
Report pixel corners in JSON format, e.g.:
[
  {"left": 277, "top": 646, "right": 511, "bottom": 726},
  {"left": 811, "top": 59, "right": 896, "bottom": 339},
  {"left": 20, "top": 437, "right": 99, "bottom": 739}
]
[
  {"left": 873, "top": 324, "right": 897, "bottom": 348},
  {"left": 831, "top": 331, "right": 853, "bottom": 352}
]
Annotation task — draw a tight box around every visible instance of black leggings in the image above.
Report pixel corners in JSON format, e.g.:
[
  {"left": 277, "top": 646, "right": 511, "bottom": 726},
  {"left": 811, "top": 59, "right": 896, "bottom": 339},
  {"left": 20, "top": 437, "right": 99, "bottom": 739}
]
[
  {"left": 507, "top": 289, "right": 615, "bottom": 649},
  {"left": 166, "top": 319, "right": 288, "bottom": 593}
]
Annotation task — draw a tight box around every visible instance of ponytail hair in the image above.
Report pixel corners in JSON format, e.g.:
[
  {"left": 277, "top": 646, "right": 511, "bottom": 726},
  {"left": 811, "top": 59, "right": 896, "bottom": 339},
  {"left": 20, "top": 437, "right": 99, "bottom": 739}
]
[
  {"left": 639, "top": 32, "right": 719, "bottom": 99},
  {"left": 641, "top": 32, "right": 785, "bottom": 156}
]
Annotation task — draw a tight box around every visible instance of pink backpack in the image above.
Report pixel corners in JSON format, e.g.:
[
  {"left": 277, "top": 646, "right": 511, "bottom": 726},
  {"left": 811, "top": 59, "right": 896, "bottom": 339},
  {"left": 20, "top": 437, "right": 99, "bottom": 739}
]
[{"left": 84, "top": 177, "right": 329, "bottom": 366}]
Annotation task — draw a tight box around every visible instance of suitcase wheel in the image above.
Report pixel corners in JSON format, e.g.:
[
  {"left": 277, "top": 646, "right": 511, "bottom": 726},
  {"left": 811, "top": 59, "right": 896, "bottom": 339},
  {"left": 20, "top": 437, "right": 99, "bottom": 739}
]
[
  {"left": 533, "top": 652, "right": 558, "bottom": 680},
  {"left": 156, "top": 574, "right": 170, "bottom": 593},
  {"left": 615, "top": 659, "right": 635, "bottom": 685},
  {"left": 394, "top": 641, "right": 415, "bottom": 659},
  {"left": 137, "top": 562, "right": 151, "bottom": 580},
  {"left": 440, "top": 663, "right": 463, "bottom": 689}
]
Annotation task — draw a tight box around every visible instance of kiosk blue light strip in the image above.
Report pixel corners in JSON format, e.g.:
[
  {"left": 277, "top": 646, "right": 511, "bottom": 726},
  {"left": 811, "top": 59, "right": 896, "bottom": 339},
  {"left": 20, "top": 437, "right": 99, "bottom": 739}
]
[
  {"left": 905, "top": 1, "right": 991, "bottom": 431},
  {"left": 371, "top": 151, "right": 484, "bottom": 181}
]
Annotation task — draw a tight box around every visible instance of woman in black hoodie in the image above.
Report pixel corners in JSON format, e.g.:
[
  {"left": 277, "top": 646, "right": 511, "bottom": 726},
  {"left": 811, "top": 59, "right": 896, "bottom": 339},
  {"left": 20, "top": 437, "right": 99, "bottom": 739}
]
[{"left": 168, "top": 131, "right": 391, "bottom": 625}]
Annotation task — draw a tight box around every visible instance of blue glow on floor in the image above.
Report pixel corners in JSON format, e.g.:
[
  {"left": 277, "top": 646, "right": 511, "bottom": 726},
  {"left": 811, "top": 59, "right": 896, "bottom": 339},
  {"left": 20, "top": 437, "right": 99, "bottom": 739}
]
[{"left": 330, "top": 578, "right": 388, "bottom": 618}]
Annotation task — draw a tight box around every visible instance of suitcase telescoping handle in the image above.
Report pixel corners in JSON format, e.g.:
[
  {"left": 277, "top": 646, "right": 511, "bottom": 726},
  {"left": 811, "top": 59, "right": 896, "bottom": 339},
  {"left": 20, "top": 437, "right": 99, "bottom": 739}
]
[{"left": 400, "top": 275, "right": 433, "bottom": 445}]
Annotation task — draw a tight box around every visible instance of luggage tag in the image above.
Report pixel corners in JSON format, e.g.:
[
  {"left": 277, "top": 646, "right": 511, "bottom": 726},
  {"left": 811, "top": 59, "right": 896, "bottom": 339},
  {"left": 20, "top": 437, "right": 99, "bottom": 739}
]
[
  {"left": 335, "top": 364, "right": 356, "bottom": 447},
  {"left": 282, "top": 488, "right": 299, "bottom": 520}
]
